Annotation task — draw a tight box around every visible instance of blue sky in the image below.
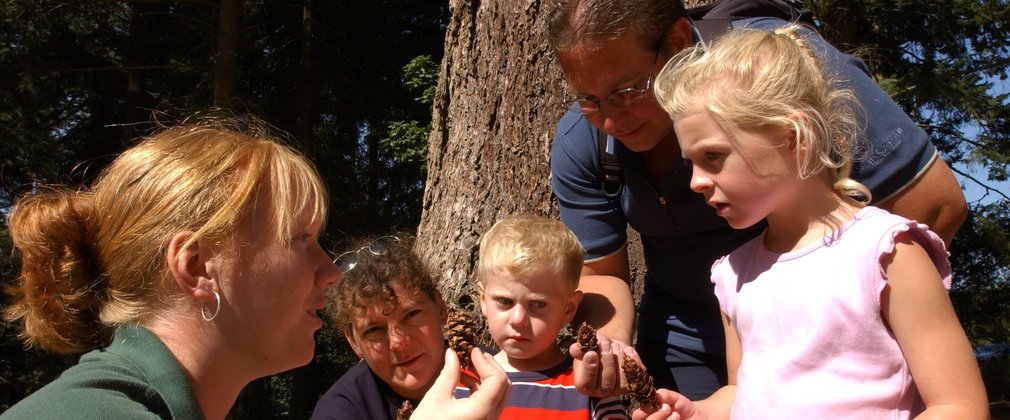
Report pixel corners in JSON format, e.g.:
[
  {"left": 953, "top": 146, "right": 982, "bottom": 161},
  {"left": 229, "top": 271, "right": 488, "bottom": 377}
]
[{"left": 956, "top": 164, "right": 1008, "bottom": 206}]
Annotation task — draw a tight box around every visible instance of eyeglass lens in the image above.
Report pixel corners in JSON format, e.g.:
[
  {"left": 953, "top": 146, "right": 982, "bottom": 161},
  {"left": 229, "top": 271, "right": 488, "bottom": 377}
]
[
  {"left": 367, "top": 235, "right": 399, "bottom": 255},
  {"left": 333, "top": 235, "right": 401, "bottom": 273},
  {"left": 573, "top": 85, "right": 648, "bottom": 114},
  {"left": 572, "top": 50, "right": 659, "bottom": 115}
]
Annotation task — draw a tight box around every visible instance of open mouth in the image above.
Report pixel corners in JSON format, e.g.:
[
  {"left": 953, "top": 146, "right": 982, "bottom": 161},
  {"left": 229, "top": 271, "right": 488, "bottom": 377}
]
[{"left": 307, "top": 308, "right": 326, "bottom": 324}]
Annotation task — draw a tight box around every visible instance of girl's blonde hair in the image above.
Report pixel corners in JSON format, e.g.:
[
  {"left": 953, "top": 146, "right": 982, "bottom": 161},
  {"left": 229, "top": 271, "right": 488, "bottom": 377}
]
[
  {"left": 477, "top": 214, "right": 585, "bottom": 293},
  {"left": 654, "top": 24, "right": 871, "bottom": 202},
  {"left": 5, "top": 115, "right": 328, "bottom": 353}
]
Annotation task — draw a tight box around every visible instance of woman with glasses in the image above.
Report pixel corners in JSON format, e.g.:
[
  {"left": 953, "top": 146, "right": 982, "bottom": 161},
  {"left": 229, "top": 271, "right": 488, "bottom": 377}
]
[
  {"left": 544, "top": 0, "right": 968, "bottom": 402},
  {"left": 313, "top": 235, "right": 510, "bottom": 420},
  {"left": 2, "top": 117, "right": 507, "bottom": 420}
]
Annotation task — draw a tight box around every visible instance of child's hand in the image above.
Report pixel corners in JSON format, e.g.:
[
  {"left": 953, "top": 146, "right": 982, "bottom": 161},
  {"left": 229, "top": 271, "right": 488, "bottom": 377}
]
[
  {"left": 632, "top": 389, "right": 704, "bottom": 420},
  {"left": 569, "top": 332, "right": 626, "bottom": 397}
]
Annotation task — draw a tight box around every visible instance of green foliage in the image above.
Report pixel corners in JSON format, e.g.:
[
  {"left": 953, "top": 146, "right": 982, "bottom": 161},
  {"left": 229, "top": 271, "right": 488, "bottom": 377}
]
[
  {"left": 950, "top": 200, "right": 1010, "bottom": 344},
  {"left": 1, "top": 0, "right": 1007, "bottom": 416},
  {"left": 402, "top": 55, "right": 439, "bottom": 106},
  {"left": 814, "top": 0, "right": 1010, "bottom": 191},
  {"left": 381, "top": 54, "right": 441, "bottom": 173},
  {"left": 383, "top": 120, "right": 431, "bottom": 170},
  {"left": 0, "top": 0, "right": 447, "bottom": 416}
]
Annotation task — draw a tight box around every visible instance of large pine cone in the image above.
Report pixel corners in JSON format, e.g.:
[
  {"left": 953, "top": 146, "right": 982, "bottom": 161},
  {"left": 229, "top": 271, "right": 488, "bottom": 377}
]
[
  {"left": 445, "top": 306, "right": 478, "bottom": 371},
  {"left": 622, "top": 353, "right": 658, "bottom": 408},
  {"left": 575, "top": 322, "right": 599, "bottom": 353},
  {"left": 395, "top": 399, "right": 414, "bottom": 420}
]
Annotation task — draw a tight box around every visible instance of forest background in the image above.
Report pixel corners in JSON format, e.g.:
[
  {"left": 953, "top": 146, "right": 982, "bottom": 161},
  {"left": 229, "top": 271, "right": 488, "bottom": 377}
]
[{"left": 0, "top": 0, "right": 1007, "bottom": 418}]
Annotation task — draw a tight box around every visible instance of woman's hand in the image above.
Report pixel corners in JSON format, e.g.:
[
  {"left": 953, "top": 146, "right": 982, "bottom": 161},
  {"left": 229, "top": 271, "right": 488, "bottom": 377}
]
[
  {"left": 569, "top": 332, "right": 628, "bottom": 397},
  {"left": 412, "top": 347, "right": 511, "bottom": 420}
]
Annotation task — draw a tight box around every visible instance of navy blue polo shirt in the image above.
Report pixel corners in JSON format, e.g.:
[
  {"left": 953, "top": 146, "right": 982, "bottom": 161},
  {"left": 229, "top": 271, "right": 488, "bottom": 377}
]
[{"left": 551, "top": 16, "right": 936, "bottom": 396}]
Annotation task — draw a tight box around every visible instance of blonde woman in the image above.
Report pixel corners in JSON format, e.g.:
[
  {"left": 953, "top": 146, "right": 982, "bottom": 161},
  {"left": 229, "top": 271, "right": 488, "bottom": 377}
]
[{"left": 2, "top": 116, "right": 508, "bottom": 420}]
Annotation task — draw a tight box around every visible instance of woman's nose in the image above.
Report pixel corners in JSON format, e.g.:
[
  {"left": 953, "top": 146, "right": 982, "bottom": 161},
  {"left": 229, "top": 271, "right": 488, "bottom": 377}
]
[
  {"left": 318, "top": 263, "right": 341, "bottom": 288},
  {"left": 317, "top": 245, "right": 341, "bottom": 288},
  {"left": 388, "top": 325, "right": 411, "bottom": 350}
]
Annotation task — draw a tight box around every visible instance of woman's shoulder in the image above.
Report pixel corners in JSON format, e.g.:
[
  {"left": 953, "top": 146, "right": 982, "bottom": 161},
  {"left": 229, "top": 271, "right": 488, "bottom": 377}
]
[
  {"left": 2, "top": 350, "right": 190, "bottom": 420},
  {"left": 312, "top": 361, "right": 401, "bottom": 420}
]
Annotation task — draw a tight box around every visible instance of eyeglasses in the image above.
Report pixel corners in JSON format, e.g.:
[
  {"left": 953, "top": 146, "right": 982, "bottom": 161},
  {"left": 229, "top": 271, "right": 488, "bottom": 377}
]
[
  {"left": 333, "top": 235, "right": 400, "bottom": 273},
  {"left": 568, "top": 51, "right": 661, "bottom": 115}
]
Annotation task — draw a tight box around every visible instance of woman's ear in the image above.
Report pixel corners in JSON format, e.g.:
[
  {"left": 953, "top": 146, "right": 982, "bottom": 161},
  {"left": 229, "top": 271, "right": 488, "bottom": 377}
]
[
  {"left": 343, "top": 329, "right": 363, "bottom": 358},
  {"left": 166, "top": 231, "right": 217, "bottom": 303},
  {"left": 434, "top": 290, "right": 448, "bottom": 324}
]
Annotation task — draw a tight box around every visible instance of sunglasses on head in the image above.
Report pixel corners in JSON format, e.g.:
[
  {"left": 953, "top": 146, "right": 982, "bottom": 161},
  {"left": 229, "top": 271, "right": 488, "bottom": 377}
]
[{"left": 333, "top": 235, "right": 400, "bottom": 273}]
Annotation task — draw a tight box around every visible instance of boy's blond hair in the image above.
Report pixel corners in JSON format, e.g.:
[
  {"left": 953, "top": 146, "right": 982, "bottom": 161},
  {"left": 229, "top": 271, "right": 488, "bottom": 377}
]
[{"left": 477, "top": 214, "right": 585, "bottom": 292}]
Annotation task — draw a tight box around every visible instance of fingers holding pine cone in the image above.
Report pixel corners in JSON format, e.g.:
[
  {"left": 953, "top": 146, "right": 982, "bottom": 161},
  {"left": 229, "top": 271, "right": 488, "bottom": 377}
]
[
  {"left": 445, "top": 306, "right": 478, "bottom": 371},
  {"left": 621, "top": 353, "right": 658, "bottom": 409},
  {"left": 575, "top": 321, "right": 599, "bottom": 353}
]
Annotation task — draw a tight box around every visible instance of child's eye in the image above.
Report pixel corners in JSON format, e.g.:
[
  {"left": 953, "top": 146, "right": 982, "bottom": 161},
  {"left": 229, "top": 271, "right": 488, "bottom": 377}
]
[
  {"left": 529, "top": 301, "right": 547, "bottom": 309},
  {"left": 704, "top": 152, "right": 722, "bottom": 162},
  {"left": 405, "top": 309, "right": 422, "bottom": 320},
  {"left": 494, "top": 298, "right": 514, "bottom": 308}
]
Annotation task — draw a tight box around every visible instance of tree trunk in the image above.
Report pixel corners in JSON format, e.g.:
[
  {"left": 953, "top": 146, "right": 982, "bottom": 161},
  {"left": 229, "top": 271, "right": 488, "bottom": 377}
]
[
  {"left": 415, "top": 0, "right": 647, "bottom": 310},
  {"left": 213, "top": 0, "right": 239, "bottom": 109},
  {"left": 296, "top": 0, "right": 315, "bottom": 144},
  {"left": 124, "top": 2, "right": 152, "bottom": 141},
  {"left": 418, "top": 0, "right": 646, "bottom": 310},
  {"left": 415, "top": 0, "right": 565, "bottom": 308}
]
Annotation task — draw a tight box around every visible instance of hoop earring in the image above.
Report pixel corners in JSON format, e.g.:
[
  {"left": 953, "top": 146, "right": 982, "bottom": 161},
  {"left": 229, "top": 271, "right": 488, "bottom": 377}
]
[{"left": 201, "top": 290, "right": 221, "bottom": 321}]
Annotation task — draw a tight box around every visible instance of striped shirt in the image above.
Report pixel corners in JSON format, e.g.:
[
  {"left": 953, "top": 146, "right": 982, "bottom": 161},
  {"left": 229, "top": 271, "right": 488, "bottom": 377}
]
[{"left": 454, "top": 356, "right": 628, "bottom": 420}]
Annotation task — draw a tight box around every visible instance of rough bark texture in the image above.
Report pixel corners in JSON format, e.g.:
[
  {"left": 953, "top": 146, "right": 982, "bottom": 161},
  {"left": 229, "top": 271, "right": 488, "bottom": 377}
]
[
  {"left": 213, "top": 0, "right": 239, "bottom": 108},
  {"left": 416, "top": 0, "right": 646, "bottom": 312}
]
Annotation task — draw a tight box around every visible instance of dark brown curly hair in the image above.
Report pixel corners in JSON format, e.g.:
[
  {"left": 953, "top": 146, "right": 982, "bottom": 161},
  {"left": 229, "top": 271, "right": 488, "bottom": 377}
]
[{"left": 328, "top": 235, "right": 441, "bottom": 334}]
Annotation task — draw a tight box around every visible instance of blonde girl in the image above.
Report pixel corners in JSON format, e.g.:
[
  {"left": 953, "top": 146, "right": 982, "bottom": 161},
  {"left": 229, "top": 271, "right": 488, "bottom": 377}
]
[{"left": 636, "top": 25, "right": 988, "bottom": 419}]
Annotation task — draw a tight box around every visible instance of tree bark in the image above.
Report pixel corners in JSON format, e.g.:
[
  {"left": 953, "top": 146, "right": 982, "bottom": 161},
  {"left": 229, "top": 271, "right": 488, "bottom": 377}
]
[
  {"left": 415, "top": 0, "right": 646, "bottom": 309},
  {"left": 295, "top": 0, "right": 315, "bottom": 144},
  {"left": 213, "top": 0, "right": 239, "bottom": 109},
  {"left": 415, "top": 0, "right": 564, "bottom": 308}
]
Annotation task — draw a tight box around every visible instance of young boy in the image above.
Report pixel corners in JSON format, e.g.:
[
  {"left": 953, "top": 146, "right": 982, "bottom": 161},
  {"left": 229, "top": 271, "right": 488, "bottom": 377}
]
[{"left": 455, "top": 214, "right": 628, "bottom": 419}]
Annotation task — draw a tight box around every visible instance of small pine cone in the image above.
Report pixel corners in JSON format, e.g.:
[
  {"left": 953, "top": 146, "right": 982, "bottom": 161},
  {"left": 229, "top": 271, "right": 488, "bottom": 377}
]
[
  {"left": 575, "top": 322, "right": 599, "bottom": 353},
  {"left": 445, "top": 306, "right": 478, "bottom": 371},
  {"left": 395, "top": 399, "right": 414, "bottom": 420},
  {"left": 622, "top": 353, "right": 658, "bottom": 408}
]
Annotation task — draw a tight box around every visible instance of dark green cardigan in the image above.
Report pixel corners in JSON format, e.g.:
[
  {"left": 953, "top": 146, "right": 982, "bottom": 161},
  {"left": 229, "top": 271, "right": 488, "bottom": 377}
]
[{"left": 3, "top": 324, "right": 203, "bottom": 419}]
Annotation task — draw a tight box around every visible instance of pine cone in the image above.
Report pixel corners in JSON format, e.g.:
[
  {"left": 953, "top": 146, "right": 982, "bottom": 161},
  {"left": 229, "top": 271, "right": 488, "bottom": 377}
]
[
  {"left": 622, "top": 353, "right": 658, "bottom": 408},
  {"left": 445, "top": 306, "right": 478, "bottom": 371},
  {"left": 395, "top": 399, "right": 414, "bottom": 420},
  {"left": 575, "top": 322, "right": 599, "bottom": 353}
]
